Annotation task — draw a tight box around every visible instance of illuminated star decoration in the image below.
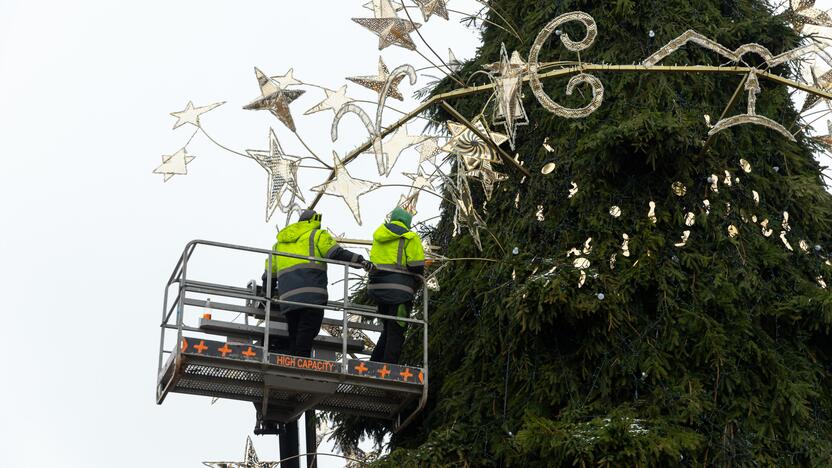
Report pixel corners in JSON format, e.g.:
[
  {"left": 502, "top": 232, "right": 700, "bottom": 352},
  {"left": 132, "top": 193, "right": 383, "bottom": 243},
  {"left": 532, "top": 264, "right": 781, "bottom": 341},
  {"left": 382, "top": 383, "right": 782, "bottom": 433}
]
[
  {"left": 243, "top": 67, "right": 305, "bottom": 132},
  {"left": 447, "top": 48, "right": 463, "bottom": 73},
  {"left": 417, "top": 137, "right": 445, "bottom": 165},
  {"left": 465, "top": 156, "right": 508, "bottom": 201},
  {"left": 170, "top": 101, "right": 225, "bottom": 129},
  {"left": 485, "top": 43, "right": 529, "bottom": 150},
  {"left": 352, "top": 0, "right": 421, "bottom": 51},
  {"left": 790, "top": 0, "right": 832, "bottom": 32},
  {"left": 310, "top": 152, "right": 380, "bottom": 225},
  {"left": 401, "top": 166, "right": 440, "bottom": 211},
  {"left": 304, "top": 85, "right": 353, "bottom": 115},
  {"left": 154, "top": 148, "right": 194, "bottom": 182},
  {"left": 269, "top": 68, "right": 301, "bottom": 88},
  {"left": 346, "top": 57, "right": 406, "bottom": 101},
  {"left": 363, "top": 0, "right": 403, "bottom": 12},
  {"left": 246, "top": 128, "right": 305, "bottom": 222},
  {"left": 442, "top": 118, "right": 509, "bottom": 171},
  {"left": 202, "top": 436, "right": 278, "bottom": 468},
  {"left": 415, "top": 0, "right": 450, "bottom": 21},
  {"left": 368, "top": 124, "right": 429, "bottom": 175},
  {"left": 446, "top": 169, "right": 485, "bottom": 250}
]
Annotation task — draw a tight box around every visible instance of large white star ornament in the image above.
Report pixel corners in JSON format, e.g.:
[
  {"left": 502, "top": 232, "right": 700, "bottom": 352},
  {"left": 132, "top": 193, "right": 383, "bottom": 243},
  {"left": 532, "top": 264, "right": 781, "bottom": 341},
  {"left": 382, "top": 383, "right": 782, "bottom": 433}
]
[
  {"left": 170, "top": 101, "right": 225, "bottom": 129},
  {"left": 486, "top": 44, "right": 529, "bottom": 150},
  {"left": 246, "top": 128, "right": 305, "bottom": 222},
  {"left": 153, "top": 148, "right": 195, "bottom": 182},
  {"left": 310, "top": 152, "right": 380, "bottom": 225},
  {"left": 369, "top": 125, "right": 429, "bottom": 175},
  {"left": 202, "top": 436, "right": 279, "bottom": 468},
  {"left": 305, "top": 85, "right": 353, "bottom": 115},
  {"left": 243, "top": 67, "right": 305, "bottom": 132}
]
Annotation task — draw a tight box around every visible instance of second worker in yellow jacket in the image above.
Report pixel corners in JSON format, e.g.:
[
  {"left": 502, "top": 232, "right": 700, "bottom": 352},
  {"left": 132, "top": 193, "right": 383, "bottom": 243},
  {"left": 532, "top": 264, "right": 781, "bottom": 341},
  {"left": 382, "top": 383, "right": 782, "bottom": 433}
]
[{"left": 367, "top": 207, "right": 425, "bottom": 364}]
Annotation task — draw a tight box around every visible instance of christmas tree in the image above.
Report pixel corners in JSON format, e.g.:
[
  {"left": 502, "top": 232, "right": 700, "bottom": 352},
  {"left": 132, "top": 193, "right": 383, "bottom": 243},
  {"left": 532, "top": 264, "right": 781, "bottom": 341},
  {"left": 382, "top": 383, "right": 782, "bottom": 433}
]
[{"left": 332, "top": 0, "right": 832, "bottom": 465}]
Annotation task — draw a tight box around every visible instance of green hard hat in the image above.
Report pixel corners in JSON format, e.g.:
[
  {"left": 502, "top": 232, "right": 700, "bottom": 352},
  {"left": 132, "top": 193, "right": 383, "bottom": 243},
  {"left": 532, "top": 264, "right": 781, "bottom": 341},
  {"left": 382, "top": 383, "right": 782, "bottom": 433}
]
[{"left": 391, "top": 206, "right": 413, "bottom": 229}]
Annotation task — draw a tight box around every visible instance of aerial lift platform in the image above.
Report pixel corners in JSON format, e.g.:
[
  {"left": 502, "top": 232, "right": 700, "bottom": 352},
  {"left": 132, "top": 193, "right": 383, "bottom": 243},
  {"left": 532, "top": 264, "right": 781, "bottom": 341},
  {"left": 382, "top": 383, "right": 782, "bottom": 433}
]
[{"left": 156, "top": 240, "right": 429, "bottom": 437}]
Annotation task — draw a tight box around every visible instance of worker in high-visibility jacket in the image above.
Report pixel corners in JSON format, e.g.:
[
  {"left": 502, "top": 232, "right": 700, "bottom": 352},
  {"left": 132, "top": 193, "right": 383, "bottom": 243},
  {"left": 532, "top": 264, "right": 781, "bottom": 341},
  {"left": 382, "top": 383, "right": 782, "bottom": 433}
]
[
  {"left": 264, "top": 209, "right": 372, "bottom": 357},
  {"left": 368, "top": 207, "right": 425, "bottom": 364}
]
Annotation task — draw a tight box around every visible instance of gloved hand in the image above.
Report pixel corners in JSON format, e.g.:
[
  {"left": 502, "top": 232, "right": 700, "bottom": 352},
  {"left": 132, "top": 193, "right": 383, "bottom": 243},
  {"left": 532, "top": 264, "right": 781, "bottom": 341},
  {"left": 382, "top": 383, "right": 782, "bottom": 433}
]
[{"left": 361, "top": 260, "right": 376, "bottom": 272}]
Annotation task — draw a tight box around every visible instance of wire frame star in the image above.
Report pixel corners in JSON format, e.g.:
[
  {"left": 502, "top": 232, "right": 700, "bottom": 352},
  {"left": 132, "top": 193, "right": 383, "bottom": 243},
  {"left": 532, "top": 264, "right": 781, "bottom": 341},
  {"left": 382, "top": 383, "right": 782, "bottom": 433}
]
[
  {"left": 304, "top": 85, "right": 353, "bottom": 115},
  {"left": 246, "top": 128, "right": 305, "bottom": 222},
  {"left": 416, "top": 137, "right": 445, "bottom": 165},
  {"left": 243, "top": 67, "right": 305, "bottom": 132},
  {"left": 415, "top": 0, "right": 450, "bottom": 21},
  {"left": 447, "top": 169, "right": 485, "bottom": 250},
  {"left": 400, "top": 166, "right": 439, "bottom": 211},
  {"left": 464, "top": 156, "right": 508, "bottom": 201},
  {"left": 310, "top": 152, "right": 380, "bottom": 225},
  {"left": 346, "top": 57, "right": 405, "bottom": 101},
  {"left": 352, "top": 0, "right": 421, "bottom": 51},
  {"left": 790, "top": 0, "right": 832, "bottom": 32},
  {"left": 363, "top": 0, "right": 403, "bottom": 13},
  {"left": 486, "top": 44, "right": 529, "bottom": 150},
  {"left": 367, "top": 124, "right": 429, "bottom": 175},
  {"left": 170, "top": 101, "right": 225, "bottom": 129},
  {"left": 153, "top": 148, "right": 195, "bottom": 182},
  {"left": 203, "top": 436, "right": 279, "bottom": 468},
  {"left": 442, "top": 118, "right": 509, "bottom": 171},
  {"left": 269, "top": 68, "right": 301, "bottom": 88}
]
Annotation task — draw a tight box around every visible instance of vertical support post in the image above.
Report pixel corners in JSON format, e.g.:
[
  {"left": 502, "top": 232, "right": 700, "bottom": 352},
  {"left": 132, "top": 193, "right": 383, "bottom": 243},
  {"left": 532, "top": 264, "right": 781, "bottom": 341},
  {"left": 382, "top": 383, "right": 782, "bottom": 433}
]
[
  {"left": 342, "top": 264, "right": 349, "bottom": 373},
  {"left": 305, "top": 410, "right": 317, "bottom": 468},
  {"left": 264, "top": 252, "right": 272, "bottom": 362},
  {"left": 158, "top": 282, "right": 171, "bottom": 375},
  {"left": 176, "top": 246, "right": 190, "bottom": 351},
  {"left": 279, "top": 422, "right": 300, "bottom": 468}
]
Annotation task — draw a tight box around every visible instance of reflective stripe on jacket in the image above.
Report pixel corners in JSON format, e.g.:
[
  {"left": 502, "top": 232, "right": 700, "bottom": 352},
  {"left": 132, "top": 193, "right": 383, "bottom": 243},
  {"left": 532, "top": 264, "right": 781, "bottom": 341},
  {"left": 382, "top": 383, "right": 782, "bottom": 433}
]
[
  {"left": 266, "top": 219, "right": 363, "bottom": 312},
  {"left": 368, "top": 220, "right": 425, "bottom": 304}
]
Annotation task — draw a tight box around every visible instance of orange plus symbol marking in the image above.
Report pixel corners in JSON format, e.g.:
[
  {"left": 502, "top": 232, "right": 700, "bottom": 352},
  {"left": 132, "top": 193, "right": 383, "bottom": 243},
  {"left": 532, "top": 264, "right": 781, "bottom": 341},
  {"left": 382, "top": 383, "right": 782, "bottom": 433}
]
[
  {"left": 378, "top": 365, "right": 391, "bottom": 379},
  {"left": 354, "top": 362, "right": 369, "bottom": 374},
  {"left": 400, "top": 368, "right": 413, "bottom": 381},
  {"left": 193, "top": 340, "right": 208, "bottom": 353},
  {"left": 217, "top": 343, "right": 233, "bottom": 357},
  {"left": 242, "top": 346, "right": 256, "bottom": 358}
]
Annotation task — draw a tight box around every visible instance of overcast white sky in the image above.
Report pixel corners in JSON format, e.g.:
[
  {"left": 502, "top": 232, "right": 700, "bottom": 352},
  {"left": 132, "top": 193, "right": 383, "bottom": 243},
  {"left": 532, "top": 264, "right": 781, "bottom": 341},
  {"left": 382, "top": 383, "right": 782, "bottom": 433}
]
[{"left": 2, "top": 1, "right": 832, "bottom": 467}]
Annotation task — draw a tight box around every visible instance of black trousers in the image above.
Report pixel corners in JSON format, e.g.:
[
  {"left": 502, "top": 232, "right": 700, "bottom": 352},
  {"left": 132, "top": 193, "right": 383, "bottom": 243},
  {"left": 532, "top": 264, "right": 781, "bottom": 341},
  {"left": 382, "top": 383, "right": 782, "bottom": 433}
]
[
  {"left": 277, "top": 307, "right": 324, "bottom": 358},
  {"left": 370, "top": 302, "right": 410, "bottom": 364}
]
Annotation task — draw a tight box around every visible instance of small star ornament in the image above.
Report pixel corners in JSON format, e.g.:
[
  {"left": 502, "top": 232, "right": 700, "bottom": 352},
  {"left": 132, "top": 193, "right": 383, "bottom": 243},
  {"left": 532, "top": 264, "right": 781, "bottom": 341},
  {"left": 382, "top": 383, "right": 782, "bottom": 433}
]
[
  {"left": 352, "top": 0, "right": 421, "bottom": 51},
  {"left": 154, "top": 148, "right": 194, "bottom": 182},
  {"left": 415, "top": 0, "right": 450, "bottom": 21},
  {"left": 170, "top": 101, "right": 224, "bottom": 129},
  {"left": 243, "top": 67, "right": 305, "bottom": 132},
  {"left": 269, "top": 68, "right": 302, "bottom": 89},
  {"left": 416, "top": 138, "right": 444, "bottom": 165},
  {"left": 203, "top": 436, "right": 278, "bottom": 468},
  {"left": 246, "top": 128, "right": 305, "bottom": 222},
  {"left": 304, "top": 85, "right": 353, "bottom": 115},
  {"left": 310, "top": 152, "right": 380, "bottom": 224},
  {"left": 347, "top": 57, "right": 406, "bottom": 101}
]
